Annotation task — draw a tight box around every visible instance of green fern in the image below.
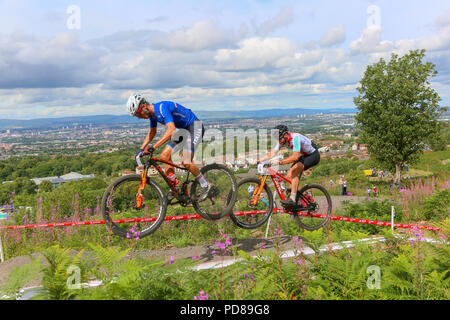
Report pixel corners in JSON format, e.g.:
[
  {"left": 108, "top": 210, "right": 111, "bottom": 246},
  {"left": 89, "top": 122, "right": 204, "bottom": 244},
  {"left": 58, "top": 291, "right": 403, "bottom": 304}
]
[
  {"left": 305, "top": 243, "right": 389, "bottom": 300},
  {"left": 383, "top": 251, "right": 418, "bottom": 299},
  {"left": 34, "top": 245, "right": 87, "bottom": 300},
  {"left": 87, "top": 243, "right": 136, "bottom": 283},
  {"left": 382, "top": 241, "right": 449, "bottom": 300},
  {"left": 82, "top": 244, "right": 182, "bottom": 300}
]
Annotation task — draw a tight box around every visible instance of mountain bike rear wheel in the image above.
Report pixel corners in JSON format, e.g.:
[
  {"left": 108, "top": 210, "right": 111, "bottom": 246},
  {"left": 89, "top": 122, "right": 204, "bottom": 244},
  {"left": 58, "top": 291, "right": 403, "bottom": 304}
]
[
  {"left": 229, "top": 177, "right": 274, "bottom": 229},
  {"left": 191, "top": 163, "right": 237, "bottom": 220},
  {"left": 101, "top": 174, "right": 167, "bottom": 239},
  {"left": 293, "top": 184, "right": 332, "bottom": 231}
]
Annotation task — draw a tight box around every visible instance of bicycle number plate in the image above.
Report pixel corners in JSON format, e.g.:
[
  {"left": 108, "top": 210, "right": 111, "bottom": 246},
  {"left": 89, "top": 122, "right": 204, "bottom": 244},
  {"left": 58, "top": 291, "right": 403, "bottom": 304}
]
[{"left": 258, "top": 163, "right": 267, "bottom": 175}]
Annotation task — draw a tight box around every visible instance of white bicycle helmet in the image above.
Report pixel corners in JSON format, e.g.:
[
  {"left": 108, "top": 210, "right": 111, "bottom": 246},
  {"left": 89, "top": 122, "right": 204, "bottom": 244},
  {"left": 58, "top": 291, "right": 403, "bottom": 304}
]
[{"left": 126, "top": 93, "right": 146, "bottom": 116}]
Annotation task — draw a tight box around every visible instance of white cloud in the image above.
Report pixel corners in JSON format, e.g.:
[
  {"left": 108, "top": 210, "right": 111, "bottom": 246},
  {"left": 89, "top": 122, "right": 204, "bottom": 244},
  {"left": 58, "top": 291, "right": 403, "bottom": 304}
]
[
  {"left": 215, "top": 37, "right": 299, "bottom": 71},
  {"left": 104, "top": 49, "right": 222, "bottom": 90},
  {"left": 2, "top": 3, "right": 450, "bottom": 119},
  {"left": 0, "top": 32, "right": 102, "bottom": 89},
  {"left": 255, "top": 6, "right": 295, "bottom": 36},
  {"left": 293, "top": 50, "right": 324, "bottom": 66},
  {"left": 154, "top": 21, "right": 238, "bottom": 51},
  {"left": 410, "top": 25, "right": 450, "bottom": 52},
  {"left": 349, "top": 26, "right": 394, "bottom": 54},
  {"left": 320, "top": 25, "right": 346, "bottom": 47},
  {"left": 351, "top": 14, "right": 450, "bottom": 57},
  {"left": 435, "top": 9, "right": 450, "bottom": 29}
]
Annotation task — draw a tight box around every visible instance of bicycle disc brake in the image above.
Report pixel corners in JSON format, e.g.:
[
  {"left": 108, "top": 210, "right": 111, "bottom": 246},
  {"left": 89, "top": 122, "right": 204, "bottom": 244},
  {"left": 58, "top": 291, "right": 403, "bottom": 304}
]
[{"left": 209, "top": 185, "right": 220, "bottom": 198}]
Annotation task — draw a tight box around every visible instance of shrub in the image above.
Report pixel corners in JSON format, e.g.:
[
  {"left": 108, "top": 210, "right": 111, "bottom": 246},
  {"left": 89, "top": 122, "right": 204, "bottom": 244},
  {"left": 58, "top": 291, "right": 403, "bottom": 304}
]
[{"left": 421, "top": 188, "right": 450, "bottom": 221}]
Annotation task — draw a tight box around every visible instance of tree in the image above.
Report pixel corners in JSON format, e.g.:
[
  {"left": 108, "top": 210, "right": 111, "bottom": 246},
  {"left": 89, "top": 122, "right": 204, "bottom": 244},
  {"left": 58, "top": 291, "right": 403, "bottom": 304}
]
[
  {"left": 354, "top": 49, "right": 446, "bottom": 183},
  {"left": 39, "top": 180, "right": 53, "bottom": 193},
  {"left": 425, "top": 122, "right": 448, "bottom": 151}
]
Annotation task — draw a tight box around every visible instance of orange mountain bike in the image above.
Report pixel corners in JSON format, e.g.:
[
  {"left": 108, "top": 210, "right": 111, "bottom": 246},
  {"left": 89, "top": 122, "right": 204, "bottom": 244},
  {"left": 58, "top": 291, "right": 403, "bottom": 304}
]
[
  {"left": 229, "top": 163, "right": 332, "bottom": 231},
  {"left": 101, "top": 150, "right": 237, "bottom": 239}
]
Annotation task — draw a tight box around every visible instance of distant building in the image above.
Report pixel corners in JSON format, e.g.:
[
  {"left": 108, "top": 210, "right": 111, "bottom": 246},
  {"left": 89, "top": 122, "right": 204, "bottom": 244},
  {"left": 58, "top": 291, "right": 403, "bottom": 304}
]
[
  {"left": 32, "top": 177, "right": 66, "bottom": 188},
  {"left": 318, "top": 140, "right": 344, "bottom": 148},
  {"left": 121, "top": 170, "right": 134, "bottom": 176},
  {"left": 352, "top": 143, "right": 359, "bottom": 151},
  {"left": 60, "top": 172, "right": 95, "bottom": 182},
  {"left": 32, "top": 172, "right": 95, "bottom": 188},
  {"left": 0, "top": 144, "right": 12, "bottom": 151},
  {"left": 143, "top": 167, "right": 159, "bottom": 176}
]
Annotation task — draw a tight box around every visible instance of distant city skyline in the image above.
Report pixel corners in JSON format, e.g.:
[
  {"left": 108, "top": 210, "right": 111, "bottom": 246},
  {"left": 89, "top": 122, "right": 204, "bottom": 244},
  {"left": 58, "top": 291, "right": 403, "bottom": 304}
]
[{"left": 0, "top": 0, "right": 449, "bottom": 119}]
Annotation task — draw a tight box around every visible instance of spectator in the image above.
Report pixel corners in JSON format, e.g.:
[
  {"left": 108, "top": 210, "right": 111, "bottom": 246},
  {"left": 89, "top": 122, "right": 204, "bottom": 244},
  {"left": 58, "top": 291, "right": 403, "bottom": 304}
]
[
  {"left": 373, "top": 186, "right": 379, "bottom": 197},
  {"left": 330, "top": 178, "right": 333, "bottom": 186},
  {"left": 366, "top": 186, "right": 371, "bottom": 199},
  {"left": 339, "top": 176, "right": 345, "bottom": 195},
  {"left": 343, "top": 177, "right": 347, "bottom": 196}
]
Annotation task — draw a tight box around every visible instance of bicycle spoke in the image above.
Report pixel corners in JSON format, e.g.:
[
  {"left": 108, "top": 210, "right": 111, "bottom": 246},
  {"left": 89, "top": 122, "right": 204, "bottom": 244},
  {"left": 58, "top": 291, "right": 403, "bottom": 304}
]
[
  {"left": 191, "top": 164, "right": 237, "bottom": 220},
  {"left": 294, "top": 184, "right": 332, "bottom": 231},
  {"left": 102, "top": 175, "right": 166, "bottom": 238},
  {"left": 229, "top": 177, "right": 273, "bottom": 229}
]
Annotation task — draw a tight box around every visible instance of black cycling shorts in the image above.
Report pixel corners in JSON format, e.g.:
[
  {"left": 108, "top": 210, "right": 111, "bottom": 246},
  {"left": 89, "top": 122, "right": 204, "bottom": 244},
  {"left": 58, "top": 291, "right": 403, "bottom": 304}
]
[
  {"left": 292, "top": 143, "right": 320, "bottom": 171},
  {"left": 167, "top": 120, "right": 205, "bottom": 154}
]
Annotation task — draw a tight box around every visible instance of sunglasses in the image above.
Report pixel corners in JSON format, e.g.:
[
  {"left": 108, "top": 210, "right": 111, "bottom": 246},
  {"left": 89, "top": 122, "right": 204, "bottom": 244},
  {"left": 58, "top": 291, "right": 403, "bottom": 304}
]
[{"left": 135, "top": 104, "right": 148, "bottom": 117}]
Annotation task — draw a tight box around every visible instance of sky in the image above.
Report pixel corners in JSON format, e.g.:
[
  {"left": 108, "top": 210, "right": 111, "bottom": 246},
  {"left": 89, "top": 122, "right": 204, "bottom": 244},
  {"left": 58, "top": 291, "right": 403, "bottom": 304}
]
[{"left": 0, "top": 0, "right": 449, "bottom": 119}]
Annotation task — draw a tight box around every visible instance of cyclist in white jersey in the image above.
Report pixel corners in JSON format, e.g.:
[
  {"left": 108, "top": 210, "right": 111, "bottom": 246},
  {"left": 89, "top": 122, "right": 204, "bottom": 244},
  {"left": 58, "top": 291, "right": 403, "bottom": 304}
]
[{"left": 258, "top": 125, "right": 320, "bottom": 209}]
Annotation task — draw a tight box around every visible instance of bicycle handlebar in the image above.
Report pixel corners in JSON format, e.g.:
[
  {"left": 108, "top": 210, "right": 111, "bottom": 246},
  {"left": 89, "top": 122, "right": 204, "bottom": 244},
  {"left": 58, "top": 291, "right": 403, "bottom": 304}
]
[{"left": 135, "top": 150, "right": 154, "bottom": 167}]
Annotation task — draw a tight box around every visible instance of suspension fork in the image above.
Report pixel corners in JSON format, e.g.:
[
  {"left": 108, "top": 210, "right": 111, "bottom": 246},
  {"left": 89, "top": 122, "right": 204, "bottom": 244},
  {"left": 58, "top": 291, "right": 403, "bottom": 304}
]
[
  {"left": 251, "top": 176, "right": 268, "bottom": 206},
  {"left": 135, "top": 167, "right": 148, "bottom": 209}
]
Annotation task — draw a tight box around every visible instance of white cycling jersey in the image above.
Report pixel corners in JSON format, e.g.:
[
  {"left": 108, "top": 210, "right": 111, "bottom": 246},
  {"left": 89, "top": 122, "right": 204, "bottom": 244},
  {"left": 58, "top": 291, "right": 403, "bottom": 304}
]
[{"left": 274, "top": 132, "right": 316, "bottom": 156}]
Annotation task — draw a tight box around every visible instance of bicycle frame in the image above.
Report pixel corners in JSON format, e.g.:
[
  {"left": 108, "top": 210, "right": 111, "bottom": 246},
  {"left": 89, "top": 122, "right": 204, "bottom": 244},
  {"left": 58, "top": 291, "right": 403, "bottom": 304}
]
[
  {"left": 251, "top": 166, "right": 291, "bottom": 205},
  {"left": 136, "top": 155, "right": 191, "bottom": 207}
]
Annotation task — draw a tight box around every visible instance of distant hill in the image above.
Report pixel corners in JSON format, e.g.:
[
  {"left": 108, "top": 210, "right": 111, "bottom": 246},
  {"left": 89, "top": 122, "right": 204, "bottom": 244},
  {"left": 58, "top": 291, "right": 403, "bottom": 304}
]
[
  {"left": 0, "top": 107, "right": 357, "bottom": 130},
  {"left": 0, "top": 115, "right": 141, "bottom": 130},
  {"left": 196, "top": 107, "right": 357, "bottom": 120}
]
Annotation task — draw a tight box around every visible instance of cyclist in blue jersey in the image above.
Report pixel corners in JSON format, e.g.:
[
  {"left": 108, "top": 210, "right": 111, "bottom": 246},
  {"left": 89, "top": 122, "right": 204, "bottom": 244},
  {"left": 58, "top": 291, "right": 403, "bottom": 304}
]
[
  {"left": 126, "top": 93, "right": 210, "bottom": 199},
  {"left": 258, "top": 125, "right": 320, "bottom": 210}
]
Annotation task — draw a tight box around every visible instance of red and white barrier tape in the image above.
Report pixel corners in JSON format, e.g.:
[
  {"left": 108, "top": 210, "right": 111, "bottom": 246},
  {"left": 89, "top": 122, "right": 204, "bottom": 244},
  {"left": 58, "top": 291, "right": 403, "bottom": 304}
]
[
  {"left": 272, "top": 209, "right": 441, "bottom": 231},
  {"left": 0, "top": 209, "right": 440, "bottom": 231}
]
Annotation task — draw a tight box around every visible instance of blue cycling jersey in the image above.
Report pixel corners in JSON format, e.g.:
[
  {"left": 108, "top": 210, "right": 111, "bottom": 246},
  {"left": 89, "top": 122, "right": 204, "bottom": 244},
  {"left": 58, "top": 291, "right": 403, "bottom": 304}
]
[{"left": 149, "top": 101, "right": 197, "bottom": 129}]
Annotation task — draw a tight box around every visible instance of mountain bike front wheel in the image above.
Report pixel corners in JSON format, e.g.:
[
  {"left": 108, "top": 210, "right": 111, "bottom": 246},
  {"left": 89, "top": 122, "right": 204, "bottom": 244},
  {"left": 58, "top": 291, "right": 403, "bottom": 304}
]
[
  {"left": 191, "top": 163, "right": 237, "bottom": 220},
  {"left": 228, "top": 177, "right": 274, "bottom": 229},
  {"left": 293, "top": 184, "right": 332, "bottom": 231},
  {"left": 101, "top": 174, "right": 167, "bottom": 239}
]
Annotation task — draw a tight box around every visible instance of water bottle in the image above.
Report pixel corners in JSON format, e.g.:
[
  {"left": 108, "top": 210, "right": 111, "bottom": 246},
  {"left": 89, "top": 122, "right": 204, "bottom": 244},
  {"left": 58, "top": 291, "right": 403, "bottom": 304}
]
[{"left": 278, "top": 178, "right": 286, "bottom": 193}]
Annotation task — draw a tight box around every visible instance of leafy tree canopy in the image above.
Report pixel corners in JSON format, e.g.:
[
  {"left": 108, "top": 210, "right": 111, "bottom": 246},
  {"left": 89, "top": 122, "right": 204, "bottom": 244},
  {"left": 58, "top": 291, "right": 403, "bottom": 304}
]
[{"left": 354, "top": 49, "right": 447, "bottom": 182}]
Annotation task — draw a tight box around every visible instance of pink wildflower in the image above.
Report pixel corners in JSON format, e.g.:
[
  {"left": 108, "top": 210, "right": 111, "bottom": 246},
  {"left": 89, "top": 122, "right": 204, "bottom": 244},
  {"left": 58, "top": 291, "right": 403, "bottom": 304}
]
[
  {"left": 165, "top": 256, "right": 175, "bottom": 264},
  {"left": 194, "top": 290, "right": 209, "bottom": 300}
]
